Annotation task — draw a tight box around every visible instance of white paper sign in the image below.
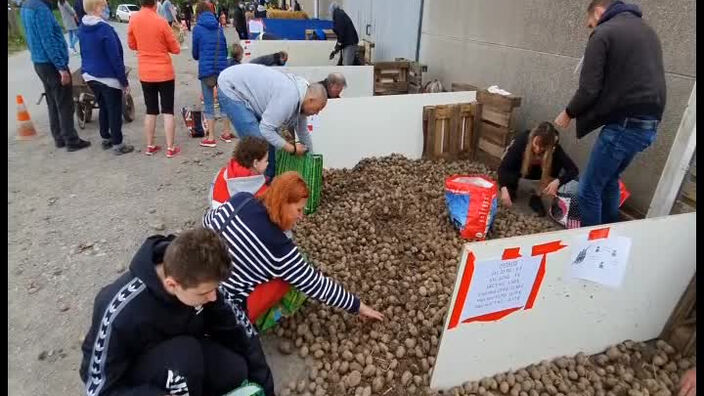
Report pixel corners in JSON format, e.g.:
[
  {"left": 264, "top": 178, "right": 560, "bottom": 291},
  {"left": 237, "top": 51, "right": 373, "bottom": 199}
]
[
  {"left": 249, "top": 19, "right": 264, "bottom": 34},
  {"left": 306, "top": 115, "right": 319, "bottom": 134},
  {"left": 568, "top": 235, "right": 631, "bottom": 288},
  {"left": 460, "top": 255, "right": 542, "bottom": 322}
]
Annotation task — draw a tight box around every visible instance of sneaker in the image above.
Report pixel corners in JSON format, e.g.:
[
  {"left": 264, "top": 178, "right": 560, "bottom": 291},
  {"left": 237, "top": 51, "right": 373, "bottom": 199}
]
[
  {"left": 67, "top": 139, "right": 91, "bottom": 152},
  {"left": 220, "top": 133, "right": 235, "bottom": 143},
  {"left": 55, "top": 140, "right": 66, "bottom": 149},
  {"left": 114, "top": 144, "right": 135, "bottom": 155},
  {"left": 166, "top": 146, "right": 181, "bottom": 158},
  {"left": 200, "top": 139, "right": 217, "bottom": 148},
  {"left": 101, "top": 140, "right": 113, "bottom": 150},
  {"left": 145, "top": 145, "right": 162, "bottom": 156}
]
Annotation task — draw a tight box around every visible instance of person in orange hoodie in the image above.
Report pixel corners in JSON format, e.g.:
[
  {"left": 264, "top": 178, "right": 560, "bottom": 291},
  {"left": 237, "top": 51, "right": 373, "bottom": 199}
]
[
  {"left": 209, "top": 136, "right": 270, "bottom": 210},
  {"left": 127, "top": 0, "right": 182, "bottom": 158}
]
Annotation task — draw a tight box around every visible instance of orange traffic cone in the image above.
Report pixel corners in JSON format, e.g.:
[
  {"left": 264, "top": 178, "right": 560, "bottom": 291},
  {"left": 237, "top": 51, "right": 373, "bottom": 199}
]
[{"left": 16, "top": 95, "right": 37, "bottom": 140}]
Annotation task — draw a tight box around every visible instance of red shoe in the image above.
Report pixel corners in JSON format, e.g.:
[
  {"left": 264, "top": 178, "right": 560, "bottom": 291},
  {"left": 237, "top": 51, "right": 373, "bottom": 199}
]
[
  {"left": 145, "top": 145, "right": 162, "bottom": 156},
  {"left": 220, "top": 133, "right": 235, "bottom": 143},
  {"left": 200, "top": 139, "right": 217, "bottom": 148},
  {"left": 166, "top": 146, "right": 181, "bottom": 158}
]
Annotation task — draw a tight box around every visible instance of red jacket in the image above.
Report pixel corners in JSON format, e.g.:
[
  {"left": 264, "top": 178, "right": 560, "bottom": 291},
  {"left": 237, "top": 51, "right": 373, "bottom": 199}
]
[{"left": 209, "top": 159, "right": 268, "bottom": 209}]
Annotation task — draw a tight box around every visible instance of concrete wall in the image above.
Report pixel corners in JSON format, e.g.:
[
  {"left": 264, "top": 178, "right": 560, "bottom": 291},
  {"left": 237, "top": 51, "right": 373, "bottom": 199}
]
[
  {"left": 312, "top": 91, "right": 475, "bottom": 169},
  {"left": 418, "top": 0, "right": 696, "bottom": 214},
  {"left": 274, "top": 66, "right": 374, "bottom": 97}
]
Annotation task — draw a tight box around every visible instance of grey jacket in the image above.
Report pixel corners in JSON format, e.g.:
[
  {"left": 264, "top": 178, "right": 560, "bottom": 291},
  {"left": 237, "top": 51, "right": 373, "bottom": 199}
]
[
  {"left": 58, "top": 0, "right": 78, "bottom": 30},
  {"left": 217, "top": 63, "right": 313, "bottom": 151}
]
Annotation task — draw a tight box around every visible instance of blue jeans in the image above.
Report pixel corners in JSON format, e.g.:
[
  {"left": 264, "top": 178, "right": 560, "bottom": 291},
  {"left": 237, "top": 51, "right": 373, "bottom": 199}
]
[
  {"left": 218, "top": 88, "right": 276, "bottom": 179},
  {"left": 68, "top": 30, "right": 78, "bottom": 51},
  {"left": 200, "top": 80, "right": 216, "bottom": 119},
  {"left": 578, "top": 118, "right": 658, "bottom": 226}
]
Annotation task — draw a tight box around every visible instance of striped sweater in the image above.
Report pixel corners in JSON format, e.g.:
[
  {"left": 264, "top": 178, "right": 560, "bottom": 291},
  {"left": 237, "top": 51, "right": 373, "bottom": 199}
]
[{"left": 202, "top": 192, "right": 360, "bottom": 314}]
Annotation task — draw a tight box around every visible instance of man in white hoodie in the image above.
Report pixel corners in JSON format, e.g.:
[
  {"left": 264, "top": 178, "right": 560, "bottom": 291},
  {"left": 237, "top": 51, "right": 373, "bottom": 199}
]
[{"left": 216, "top": 63, "right": 327, "bottom": 180}]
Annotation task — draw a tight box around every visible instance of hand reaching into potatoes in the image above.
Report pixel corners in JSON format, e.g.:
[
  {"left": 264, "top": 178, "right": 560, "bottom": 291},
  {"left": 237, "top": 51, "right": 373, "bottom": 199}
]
[{"left": 359, "top": 302, "right": 384, "bottom": 321}]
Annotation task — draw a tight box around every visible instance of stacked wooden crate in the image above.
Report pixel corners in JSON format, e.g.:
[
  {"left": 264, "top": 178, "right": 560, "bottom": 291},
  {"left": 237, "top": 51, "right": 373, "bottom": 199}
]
[
  {"left": 395, "top": 58, "right": 427, "bottom": 94},
  {"left": 359, "top": 39, "right": 374, "bottom": 65},
  {"left": 422, "top": 103, "right": 482, "bottom": 160},
  {"left": 374, "top": 61, "right": 410, "bottom": 96},
  {"left": 474, "top": 90, "right": 522, "bottom": 168}
]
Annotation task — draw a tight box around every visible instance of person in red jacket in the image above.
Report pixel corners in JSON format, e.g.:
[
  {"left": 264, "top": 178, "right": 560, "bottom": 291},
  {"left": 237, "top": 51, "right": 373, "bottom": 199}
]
[{"left": 209, "top": 136, "right": 270, "bottom": 210}]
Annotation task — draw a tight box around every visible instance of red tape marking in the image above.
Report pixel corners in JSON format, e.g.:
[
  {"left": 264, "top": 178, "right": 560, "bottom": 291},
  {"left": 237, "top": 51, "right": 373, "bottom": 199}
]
[
  {"left": 447, "top": 252, "right": 475, "bottom": 330},
  {"left": 525, "top": 240, "right": 567, "bottom": 309},
  {"left": 502, "top": 247, "right": 522, "bottom": 260},
  {"left": 588, "top": 227, "right": 610, "bottom": 241}
]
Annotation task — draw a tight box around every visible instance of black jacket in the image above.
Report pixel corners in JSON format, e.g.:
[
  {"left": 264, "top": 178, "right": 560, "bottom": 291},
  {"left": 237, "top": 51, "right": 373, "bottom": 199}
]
[
  {"left": 79, "top": 235, "right": 274, "bottom": 396},
  {"left": 234, "top": 7, "right": 247, "bottom": 37},
  {"left": 249, "top": 52, "right": 285, "bottom": 66},
  {"left": 498, "top": 129, "right": 579, "bottom": 197},
  {"left": 566, "top": 1, "right": 666, "bottom": 139},
  {"left": 332, "top": 7, "right": 358, "bottom": 48}
]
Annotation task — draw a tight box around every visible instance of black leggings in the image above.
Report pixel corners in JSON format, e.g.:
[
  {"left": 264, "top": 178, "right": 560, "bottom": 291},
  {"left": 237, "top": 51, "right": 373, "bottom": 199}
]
[
  {"left": 128, "top": 336, "right": 248, "bottom": 396},
  {"left": 141, "top": 80, "right": 175, "bottom": 115}
]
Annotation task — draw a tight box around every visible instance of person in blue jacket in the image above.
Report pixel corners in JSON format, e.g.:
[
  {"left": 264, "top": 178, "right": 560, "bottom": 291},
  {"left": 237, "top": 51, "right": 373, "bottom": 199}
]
[
  {"left": 78, "top": 0, "right": 135, "bottom": 155},
  {"left": 192, "top": 0, "right": 234, "bottom": 147},
  {"left": 21, "top": 0, "right": 90, "bottom": 151}
]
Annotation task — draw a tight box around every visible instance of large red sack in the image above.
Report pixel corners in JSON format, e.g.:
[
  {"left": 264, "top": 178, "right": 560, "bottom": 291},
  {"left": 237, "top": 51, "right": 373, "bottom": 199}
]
[
  {"left": 247, "top": 279, "right": 291, "bottom": 323},
  {"left": 444, "top": 175, "right": 499, "bottom": 241}
]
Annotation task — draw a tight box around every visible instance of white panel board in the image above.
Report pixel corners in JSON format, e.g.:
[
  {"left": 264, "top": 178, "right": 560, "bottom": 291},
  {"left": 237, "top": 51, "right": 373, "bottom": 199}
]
[
  {"left": 310, "top": 91, "right": 475, "bottom": 169},
  {"left": 274, "top": 66, "right": 374, "bottom": 97},
  {"left": 430, "top": 213, "right": 696, "bottom": 390},
  {"left": 240, "top": 40, "right": 337, "bottom": 66}
]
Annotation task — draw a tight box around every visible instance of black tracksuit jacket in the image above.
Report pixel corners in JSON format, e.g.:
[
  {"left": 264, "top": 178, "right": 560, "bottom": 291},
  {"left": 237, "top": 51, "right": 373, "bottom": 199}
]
[{"left": 79, "top": 235, "right": 274, "bottom": 396}]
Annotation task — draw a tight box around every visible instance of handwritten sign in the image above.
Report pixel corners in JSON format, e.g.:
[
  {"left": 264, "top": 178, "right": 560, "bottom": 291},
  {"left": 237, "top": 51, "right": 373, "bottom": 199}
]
[
  {"left": 569, "top": 235, "right": 631, "bottom": 288},
  {"left": 459, "top": 256, "right": 542, "bottom": 322}
]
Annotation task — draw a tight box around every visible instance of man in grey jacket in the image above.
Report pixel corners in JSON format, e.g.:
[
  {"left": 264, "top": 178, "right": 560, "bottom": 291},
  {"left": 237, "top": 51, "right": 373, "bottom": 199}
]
[
  {"left": 217, "top": 63, "right": 327, "bottom": 179},
  {"left": 554, "top": 0, "right": 665, "bottom": 226}
]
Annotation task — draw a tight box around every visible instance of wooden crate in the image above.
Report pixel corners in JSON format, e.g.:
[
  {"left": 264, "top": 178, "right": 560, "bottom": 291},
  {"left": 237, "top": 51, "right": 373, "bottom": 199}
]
[
  {"left": 451, "top": 82, "right": 480, "bottom": 92},
  {"left": 660, "top": 275, "right": 696, "bottom": 355},
  {"left": 374, "top": 61, "right": 410, "bottom": 95},
  {"left": 474, "top": 89, "right": 522, "bottom": 168},
  {"left": 304, "top": 29, "right": 336, "bottom": 40},
  {"left": 394, "top": 57, "right": 427, "bottom": 87},
  {"left": 361, "top": 39, "right": 374, "bottom": 65},
  {"left": 422, "top": 102, "right": 482, "bottom": 160}
]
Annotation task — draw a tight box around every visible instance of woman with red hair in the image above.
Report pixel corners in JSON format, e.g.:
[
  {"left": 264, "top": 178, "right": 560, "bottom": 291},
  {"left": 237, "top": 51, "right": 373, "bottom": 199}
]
[{"left": 203, "top": 171, "right": 384, "bottom": 323}]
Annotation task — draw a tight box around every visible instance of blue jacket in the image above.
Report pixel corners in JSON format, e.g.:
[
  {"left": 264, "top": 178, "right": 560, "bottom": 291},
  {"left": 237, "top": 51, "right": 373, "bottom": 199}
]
[
  {"left": 192, "top": 12, "right": 228, "bottom": 80},
  {"left": 78, "top": 20, "right": 129, "bottom": 87},
  {"left": 73, "top": 0, "right": 85, "bottom": 23},
  {"left": 21, "top": 0, "right": 69, "bottom": 70}
]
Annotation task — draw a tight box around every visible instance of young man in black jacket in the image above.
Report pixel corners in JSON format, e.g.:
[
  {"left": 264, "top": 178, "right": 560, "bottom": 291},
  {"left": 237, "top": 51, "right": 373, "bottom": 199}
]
[
  {"left": 554, "top": 0, "right": 666, "bottom": 226},
  {"left": 79, "top": 228, "right": 274, "bottom": 396}
]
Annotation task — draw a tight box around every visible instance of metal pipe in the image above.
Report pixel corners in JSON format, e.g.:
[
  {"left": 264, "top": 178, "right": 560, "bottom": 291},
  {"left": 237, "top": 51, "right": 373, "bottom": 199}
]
[
  {"left": 314, "top": 0, "right": 319, "bottom": 18},
  {"left": 415, "top": 0, "right": 425, "bottom": 62}
]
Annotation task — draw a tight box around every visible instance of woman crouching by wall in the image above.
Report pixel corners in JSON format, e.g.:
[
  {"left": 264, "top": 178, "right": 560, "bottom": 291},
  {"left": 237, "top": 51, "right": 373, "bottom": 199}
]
[{"left": 498, "top": 121, "right": 579, "bottom": 215}]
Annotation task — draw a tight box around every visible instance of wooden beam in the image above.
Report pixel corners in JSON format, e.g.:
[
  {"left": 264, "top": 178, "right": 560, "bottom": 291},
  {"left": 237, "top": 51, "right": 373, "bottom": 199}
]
[{"left": 647, "top": 83, "right": 696, "bottom": 218}]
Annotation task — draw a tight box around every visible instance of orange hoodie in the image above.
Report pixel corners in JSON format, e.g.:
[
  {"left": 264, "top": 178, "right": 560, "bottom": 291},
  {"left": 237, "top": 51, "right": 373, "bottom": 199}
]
[{"left": 127, "top": 6, "right": 180, "bottom": 82}]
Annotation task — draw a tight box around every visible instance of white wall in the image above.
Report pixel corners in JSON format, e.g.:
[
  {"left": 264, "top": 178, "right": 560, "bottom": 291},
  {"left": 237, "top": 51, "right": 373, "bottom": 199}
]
[
  {"left": 310, "top": 91, "right": 475, "bottom": 169},
  {"left": 274, "top": 66, "right": 374, "bottom": 97},
  {"left": 431, "top": 213, "right": 696, "bottom": 390},
  {"left": 342, "top": 0, "right": 422, "bottom": 62},
  {"left": 240, "top": 40, "right": 337, "bottom": 66}
]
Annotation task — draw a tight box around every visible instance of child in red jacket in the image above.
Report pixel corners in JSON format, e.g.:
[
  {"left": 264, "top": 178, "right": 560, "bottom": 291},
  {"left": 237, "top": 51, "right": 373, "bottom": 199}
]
[{"left": 209, "top": 136, "right": 269, "bottom": 209}]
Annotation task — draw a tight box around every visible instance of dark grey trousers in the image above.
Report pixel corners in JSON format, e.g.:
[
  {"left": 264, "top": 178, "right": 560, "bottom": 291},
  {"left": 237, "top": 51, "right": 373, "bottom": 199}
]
[{"left": 33, "top": 63, "right": 80, "bottom": 146}]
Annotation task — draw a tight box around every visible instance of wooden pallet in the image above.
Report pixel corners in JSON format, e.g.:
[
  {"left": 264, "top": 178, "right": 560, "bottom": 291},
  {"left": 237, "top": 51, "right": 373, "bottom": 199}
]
[
  {"left": 422, "top": 103, "right": 482, "bottom": 160},
  {"left": 394, "top": 57, "right": 427, "bottom": 87},
  {"left": 474, "top": 89, "right": 522, "bottom": 169},
  {"left": 451, "top": 82, "right": 480, "bottom": 92},
  {"left": 660, "top": 275, "right": 696, "bottom": 356},
  {"left": 374, "top": 61, "right": 410, "bottom": 95},
  {"left": 361, "top": 39, "right": 374, "bottom": 65},
  {"left": 304, "top": 29, "right": 336, "bottom": 40}
]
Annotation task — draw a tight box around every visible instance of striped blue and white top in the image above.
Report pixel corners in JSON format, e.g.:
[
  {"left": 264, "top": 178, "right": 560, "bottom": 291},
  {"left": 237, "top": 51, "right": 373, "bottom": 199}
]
[{"left": 202, "top": 192, "right": 361, "bottom": 314}]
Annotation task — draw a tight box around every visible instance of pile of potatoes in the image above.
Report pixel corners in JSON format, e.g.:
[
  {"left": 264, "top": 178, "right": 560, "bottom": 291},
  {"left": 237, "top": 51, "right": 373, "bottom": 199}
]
[{"left": 274, "top": 155, "right": 691, "bottom": 395}]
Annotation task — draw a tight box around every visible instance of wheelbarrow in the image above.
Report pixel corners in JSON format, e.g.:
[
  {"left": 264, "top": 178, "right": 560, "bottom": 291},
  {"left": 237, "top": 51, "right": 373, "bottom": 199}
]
[{"left": 71, "top": 67, "right": 136, "bottom": 129}]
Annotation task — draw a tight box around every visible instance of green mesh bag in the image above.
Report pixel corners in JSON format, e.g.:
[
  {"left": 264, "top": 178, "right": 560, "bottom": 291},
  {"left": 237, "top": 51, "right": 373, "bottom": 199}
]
[
  {"left": 254, "top": 287, "right": 308, "bottom": 333},
  {"left": 275, "top": 150, "right": 323, "bottom": 215}
]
